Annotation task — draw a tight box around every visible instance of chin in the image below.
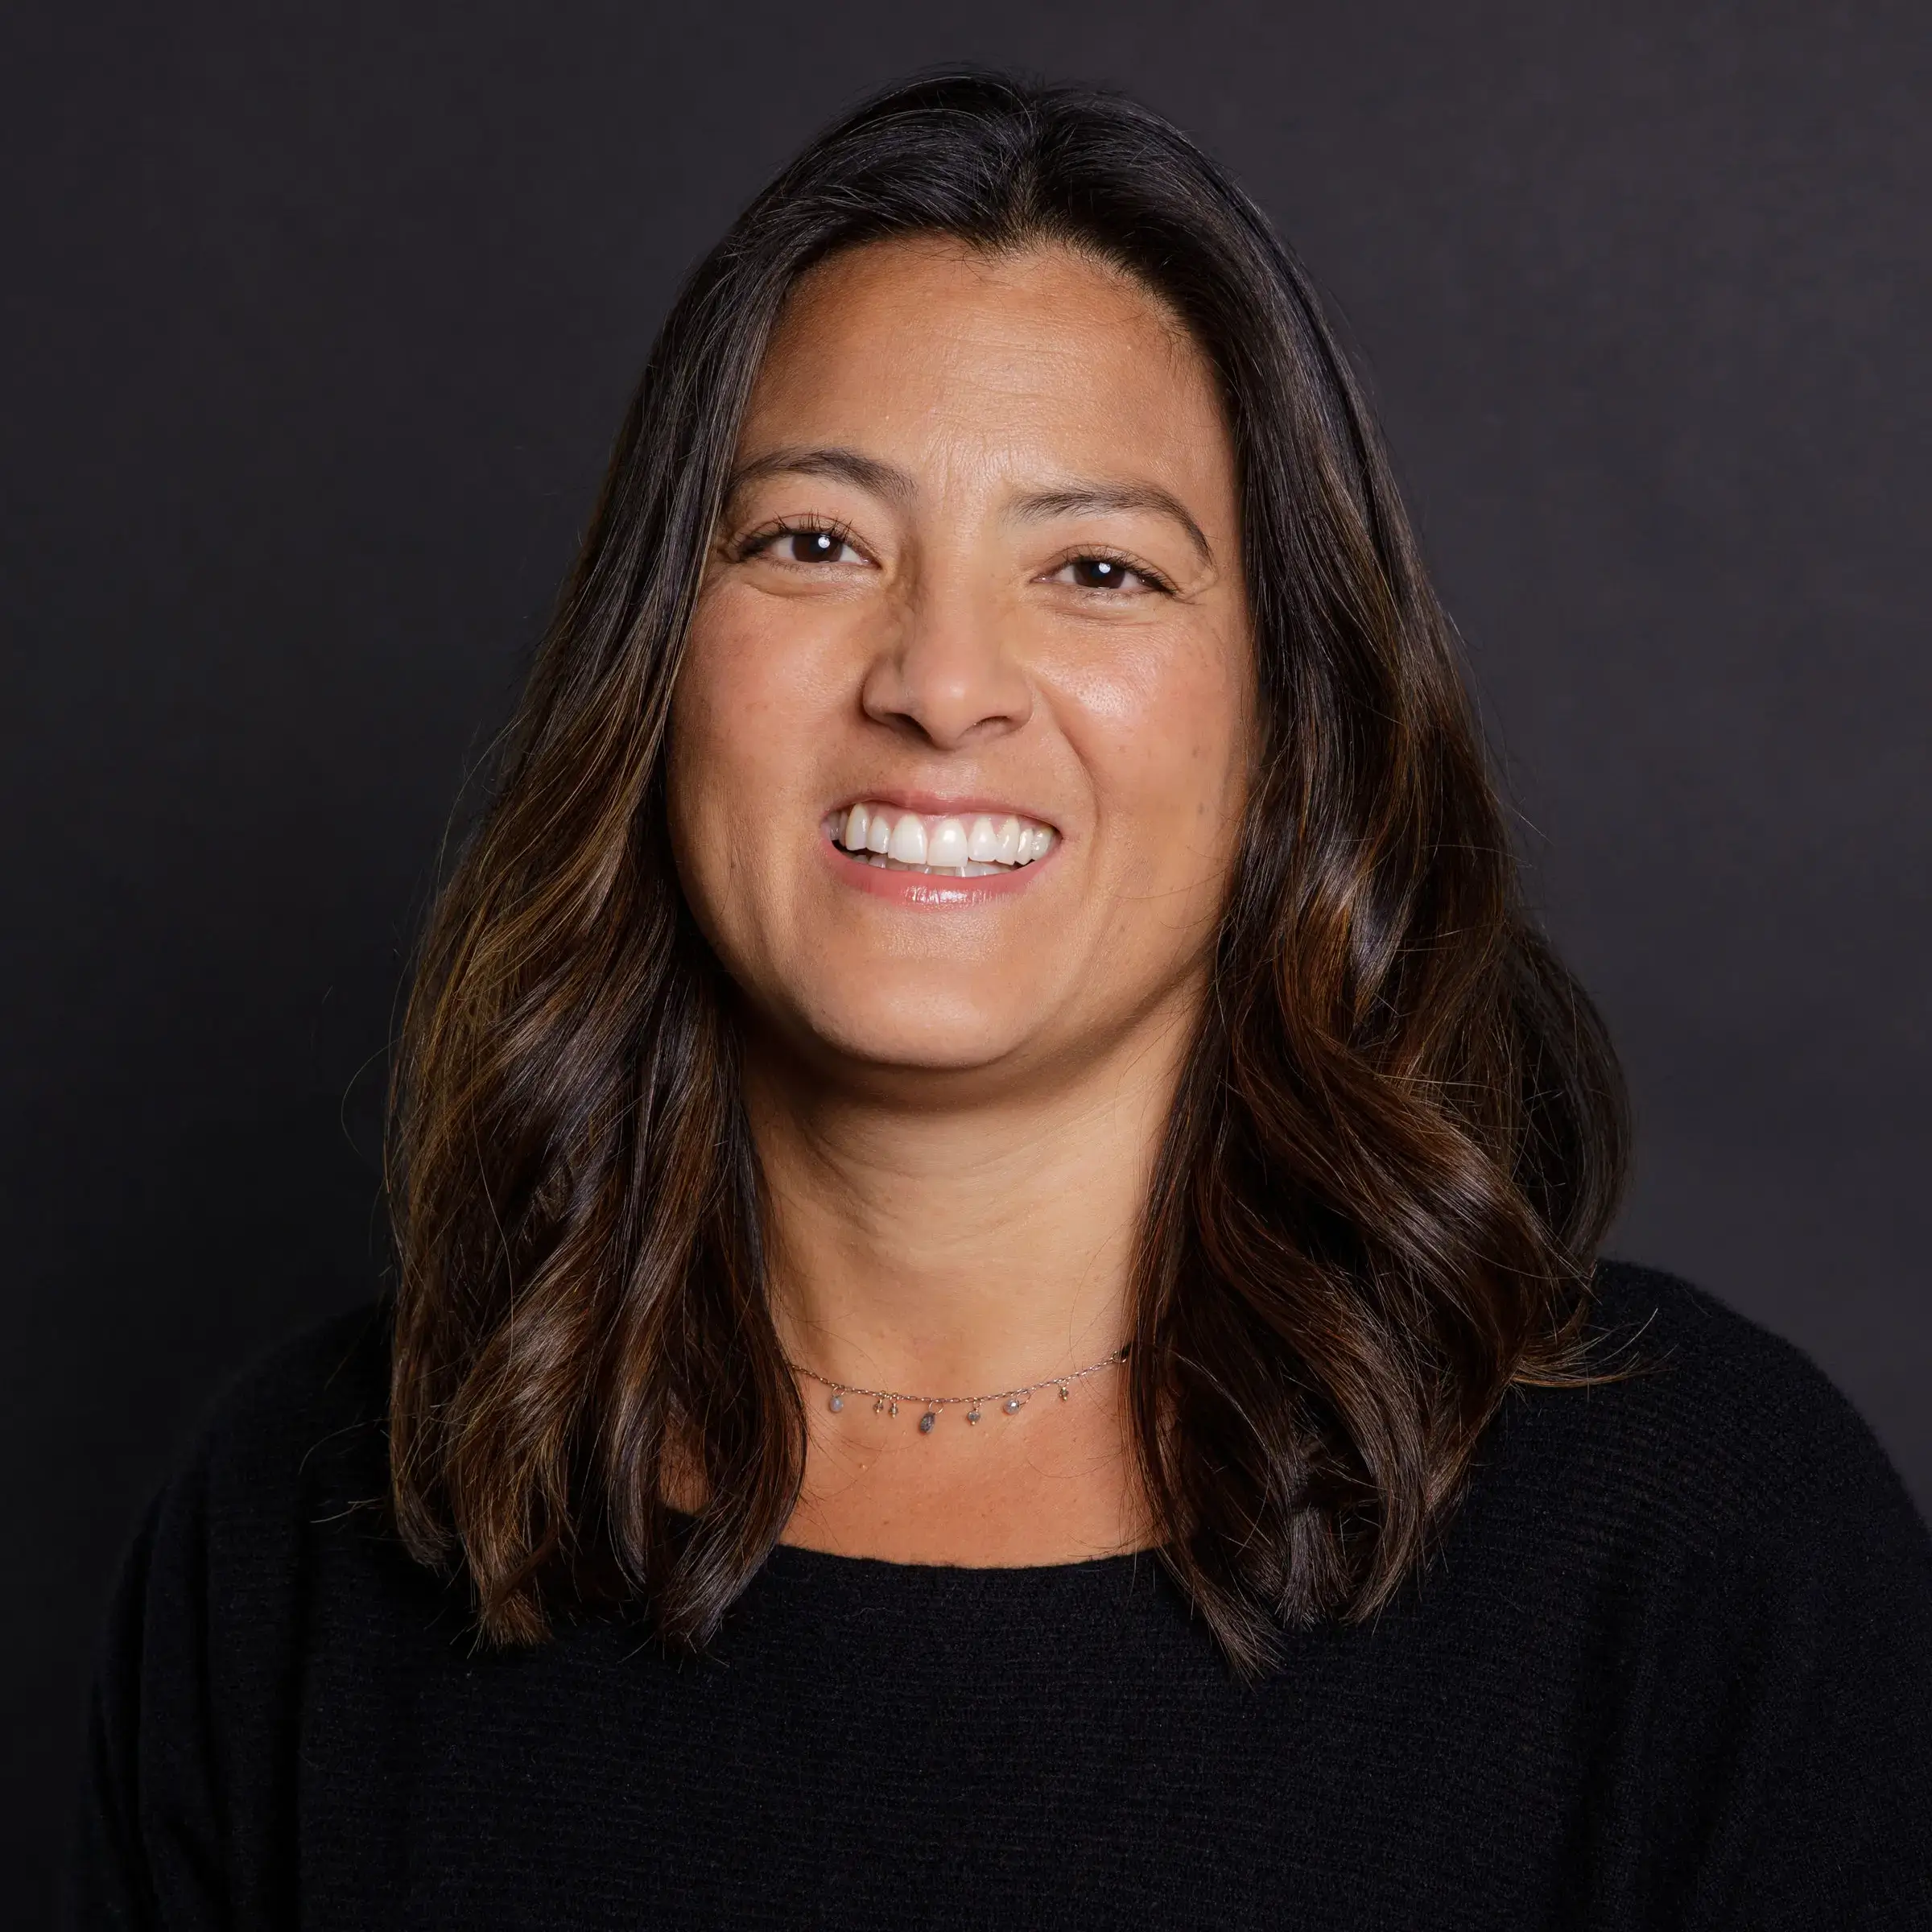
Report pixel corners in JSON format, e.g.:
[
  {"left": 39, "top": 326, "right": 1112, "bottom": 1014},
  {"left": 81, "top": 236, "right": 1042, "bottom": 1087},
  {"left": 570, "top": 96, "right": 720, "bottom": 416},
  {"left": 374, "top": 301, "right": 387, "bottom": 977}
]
[{"left": 791, "top": 986, "right": 1034, "bottom": 1076}]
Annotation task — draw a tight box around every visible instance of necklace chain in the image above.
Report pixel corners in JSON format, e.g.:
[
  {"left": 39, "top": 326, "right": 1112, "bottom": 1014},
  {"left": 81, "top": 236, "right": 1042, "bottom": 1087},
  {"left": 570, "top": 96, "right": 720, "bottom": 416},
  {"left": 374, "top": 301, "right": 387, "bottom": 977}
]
[{"left": 784, "top": 1344, "right": 1129, "bottom": 1430}]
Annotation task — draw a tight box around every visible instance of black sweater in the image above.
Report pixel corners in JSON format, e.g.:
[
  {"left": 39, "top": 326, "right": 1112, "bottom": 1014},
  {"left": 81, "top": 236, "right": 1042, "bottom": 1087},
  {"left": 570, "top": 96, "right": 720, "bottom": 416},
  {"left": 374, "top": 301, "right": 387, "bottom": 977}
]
[{"left": 74, "top": 1264, "right": 1932, "bottom": 1929}]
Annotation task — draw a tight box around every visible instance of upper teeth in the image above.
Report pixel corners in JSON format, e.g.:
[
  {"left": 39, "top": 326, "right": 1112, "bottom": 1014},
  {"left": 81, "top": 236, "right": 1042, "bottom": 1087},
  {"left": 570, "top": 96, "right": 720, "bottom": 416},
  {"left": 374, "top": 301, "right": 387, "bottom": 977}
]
[{"left": 832, "top": 803, "right": 1055, "bottom": 875}]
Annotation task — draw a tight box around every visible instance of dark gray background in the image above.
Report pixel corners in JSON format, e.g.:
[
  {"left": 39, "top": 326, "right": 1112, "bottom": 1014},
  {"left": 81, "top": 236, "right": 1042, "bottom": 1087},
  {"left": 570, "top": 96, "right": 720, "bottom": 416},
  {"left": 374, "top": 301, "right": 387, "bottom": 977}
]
[{"left": 6, "top": 0, "right": 1926, "bottom": 1914}]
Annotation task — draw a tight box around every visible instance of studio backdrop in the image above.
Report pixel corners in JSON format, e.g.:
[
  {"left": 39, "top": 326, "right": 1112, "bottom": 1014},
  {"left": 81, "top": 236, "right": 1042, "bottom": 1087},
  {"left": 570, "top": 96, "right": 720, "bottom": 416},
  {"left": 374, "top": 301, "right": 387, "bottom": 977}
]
[{"left": 5, "top": 1, "right": 1927, "bottom": 1917}]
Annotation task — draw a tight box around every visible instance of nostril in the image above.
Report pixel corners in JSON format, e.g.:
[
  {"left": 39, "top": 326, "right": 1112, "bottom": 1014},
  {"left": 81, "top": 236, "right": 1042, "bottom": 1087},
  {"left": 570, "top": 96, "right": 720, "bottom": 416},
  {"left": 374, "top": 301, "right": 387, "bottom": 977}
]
[{"left": 858, "top": 634, "right": 1033, "bottom": 749}]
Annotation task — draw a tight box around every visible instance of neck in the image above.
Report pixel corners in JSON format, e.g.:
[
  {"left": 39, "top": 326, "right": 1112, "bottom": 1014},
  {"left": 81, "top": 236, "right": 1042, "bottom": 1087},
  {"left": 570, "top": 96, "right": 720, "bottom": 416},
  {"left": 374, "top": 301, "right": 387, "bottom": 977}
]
[{"left": 744, "top": 1007, "right": 1195, "bottom": 1398}]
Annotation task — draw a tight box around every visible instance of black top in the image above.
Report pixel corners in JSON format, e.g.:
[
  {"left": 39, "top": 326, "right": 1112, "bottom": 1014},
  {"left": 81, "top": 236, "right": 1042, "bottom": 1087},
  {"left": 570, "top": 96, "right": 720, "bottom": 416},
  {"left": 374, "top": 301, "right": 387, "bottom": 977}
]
[{"left": 75, "top": 1263, "right": 1932, "bottom": 1930}]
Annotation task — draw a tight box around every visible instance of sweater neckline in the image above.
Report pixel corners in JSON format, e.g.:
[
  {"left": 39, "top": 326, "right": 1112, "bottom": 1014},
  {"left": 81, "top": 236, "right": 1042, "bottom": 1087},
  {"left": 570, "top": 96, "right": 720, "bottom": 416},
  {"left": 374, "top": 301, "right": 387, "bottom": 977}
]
[{"left": 765, "top": 1538, "right": 1162, "bottom": 1583}]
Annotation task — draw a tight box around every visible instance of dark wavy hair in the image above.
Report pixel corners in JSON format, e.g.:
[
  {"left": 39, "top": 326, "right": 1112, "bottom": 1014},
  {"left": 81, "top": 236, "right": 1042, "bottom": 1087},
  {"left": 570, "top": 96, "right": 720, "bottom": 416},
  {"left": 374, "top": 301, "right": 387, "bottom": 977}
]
[{"left": 386, "top": 72, "right": 1628, "bottom": 1674}]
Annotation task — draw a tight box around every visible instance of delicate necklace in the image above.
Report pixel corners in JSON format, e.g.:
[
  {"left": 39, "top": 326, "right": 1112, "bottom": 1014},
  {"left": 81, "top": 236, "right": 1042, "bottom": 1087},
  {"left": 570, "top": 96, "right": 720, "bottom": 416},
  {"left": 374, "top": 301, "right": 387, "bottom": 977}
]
[{"left": 786, "top": 1344, "right": 1129, "bottom": 1434}]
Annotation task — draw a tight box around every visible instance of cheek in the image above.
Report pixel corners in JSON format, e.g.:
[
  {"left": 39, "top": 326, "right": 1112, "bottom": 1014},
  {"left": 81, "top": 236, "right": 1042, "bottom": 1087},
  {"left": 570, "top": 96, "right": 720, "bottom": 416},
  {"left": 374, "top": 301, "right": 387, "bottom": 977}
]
[
  {"left": 667, "top": 602, "right": 790, "bottom": 946},
  {"left": 673, "top": 601, "right": 782, "bottom": 790},
  {"left": 1056, "top": 620, "right": 1252, "bottom": 863},
  {"left": 668, "top": 589, "right": 872, "bottom": 964},
  {"left": 671, "top": 588, "right": 851, "bottom": 814}
]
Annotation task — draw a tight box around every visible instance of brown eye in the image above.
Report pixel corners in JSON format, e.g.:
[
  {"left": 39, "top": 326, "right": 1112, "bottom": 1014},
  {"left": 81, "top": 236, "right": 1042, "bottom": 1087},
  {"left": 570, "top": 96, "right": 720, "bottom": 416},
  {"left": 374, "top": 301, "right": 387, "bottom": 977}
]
[
  {"left": 1051, "top": 554, "right": 1162, "bottom": 592},
  {"left": 771, "top": 528, "right": 865, "bottom": 564}
]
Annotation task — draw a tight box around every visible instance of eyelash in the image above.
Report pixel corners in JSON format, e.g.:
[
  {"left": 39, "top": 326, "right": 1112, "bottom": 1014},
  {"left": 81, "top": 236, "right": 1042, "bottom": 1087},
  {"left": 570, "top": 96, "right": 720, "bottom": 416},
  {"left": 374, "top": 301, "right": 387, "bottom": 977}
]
[
  {"left": 1046, "top": 547, "right": 1175, "bottom": 597},
  {"left": 733, "top": 515, "right": 864, "bottom": 564},
  {"left": 732, "top": 518, "right": 1175, "bottom": 595}
]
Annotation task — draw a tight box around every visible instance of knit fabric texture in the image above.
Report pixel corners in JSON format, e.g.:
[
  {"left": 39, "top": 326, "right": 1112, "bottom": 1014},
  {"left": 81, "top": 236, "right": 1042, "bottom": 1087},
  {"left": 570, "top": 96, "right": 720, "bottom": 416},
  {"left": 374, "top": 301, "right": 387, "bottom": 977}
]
[{"left": 74, "top": 1262, "right": 1932, "bottom": 1928}]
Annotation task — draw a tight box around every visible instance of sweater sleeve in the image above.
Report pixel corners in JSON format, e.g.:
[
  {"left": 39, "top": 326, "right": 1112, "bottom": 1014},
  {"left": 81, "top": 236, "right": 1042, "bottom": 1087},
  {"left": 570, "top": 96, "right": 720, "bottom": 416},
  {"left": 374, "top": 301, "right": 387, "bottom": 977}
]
[
  {"left": 72, "top": 1471, "right": 236, "bottom": 1930},
  {"left": 69, "top": 1307, "right": 387, "bottom": 1930},
  {"left": 1645, "top": 1397, "right": 1932, "bottom": 1927},
  {"left": 76, "top": 1502, "right": 165, "bottom": 1928}
]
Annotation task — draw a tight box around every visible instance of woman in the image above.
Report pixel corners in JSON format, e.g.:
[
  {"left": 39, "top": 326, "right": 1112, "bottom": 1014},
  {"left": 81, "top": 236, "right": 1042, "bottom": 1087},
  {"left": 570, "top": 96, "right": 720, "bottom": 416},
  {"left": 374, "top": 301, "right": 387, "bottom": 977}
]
[{"left": 79, "top": 73, "right": 1932, "bottom": 1926}]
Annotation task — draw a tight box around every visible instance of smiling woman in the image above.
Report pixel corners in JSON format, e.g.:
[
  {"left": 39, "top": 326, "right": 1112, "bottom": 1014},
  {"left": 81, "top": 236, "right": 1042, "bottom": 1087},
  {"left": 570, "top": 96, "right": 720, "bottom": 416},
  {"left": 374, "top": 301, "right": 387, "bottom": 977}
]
[
  {"left": 667, "top": 237, "right": 1254, "bottom": 1571},
  {"left": 76, "top": 72, "right": 1932, "bottom": 1929}
]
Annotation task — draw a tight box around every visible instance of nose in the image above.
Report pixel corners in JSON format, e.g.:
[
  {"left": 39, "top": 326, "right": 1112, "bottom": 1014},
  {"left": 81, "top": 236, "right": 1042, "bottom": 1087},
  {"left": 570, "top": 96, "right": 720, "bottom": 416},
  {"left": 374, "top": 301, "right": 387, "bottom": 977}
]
[{"left": 857, "top": 564, "right": 1032, "bottom": 750}]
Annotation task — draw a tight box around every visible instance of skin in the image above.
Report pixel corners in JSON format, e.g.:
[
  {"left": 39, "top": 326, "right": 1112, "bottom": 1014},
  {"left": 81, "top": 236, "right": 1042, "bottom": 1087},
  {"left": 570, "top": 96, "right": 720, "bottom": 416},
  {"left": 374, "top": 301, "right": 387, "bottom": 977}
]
[{"left": 667, "top": 237, "right": 1252, "bottom": 1563}]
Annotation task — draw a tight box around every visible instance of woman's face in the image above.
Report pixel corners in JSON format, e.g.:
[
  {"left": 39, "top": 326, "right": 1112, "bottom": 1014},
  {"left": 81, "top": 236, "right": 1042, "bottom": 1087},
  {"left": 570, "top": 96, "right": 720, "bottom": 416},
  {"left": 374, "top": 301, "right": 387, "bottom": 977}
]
[{"left": 669, "top": 237, "right": 1252, "bottom": 1088}]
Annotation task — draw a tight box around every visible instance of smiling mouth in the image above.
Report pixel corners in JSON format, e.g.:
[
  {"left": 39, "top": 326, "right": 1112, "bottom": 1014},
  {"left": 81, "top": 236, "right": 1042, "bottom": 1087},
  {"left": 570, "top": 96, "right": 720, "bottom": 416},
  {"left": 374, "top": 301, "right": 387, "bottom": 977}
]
[{"left": 828, "top": 802, "right": 1056, "bottom": 877}]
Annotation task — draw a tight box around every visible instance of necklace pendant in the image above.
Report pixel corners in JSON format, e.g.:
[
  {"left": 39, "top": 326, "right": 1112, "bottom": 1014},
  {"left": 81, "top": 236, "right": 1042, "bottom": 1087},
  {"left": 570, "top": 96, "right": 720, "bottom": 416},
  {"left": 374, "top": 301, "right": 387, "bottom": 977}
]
[{"left": 786, "top": 1345, "right": 1125, "bottom": 1434}]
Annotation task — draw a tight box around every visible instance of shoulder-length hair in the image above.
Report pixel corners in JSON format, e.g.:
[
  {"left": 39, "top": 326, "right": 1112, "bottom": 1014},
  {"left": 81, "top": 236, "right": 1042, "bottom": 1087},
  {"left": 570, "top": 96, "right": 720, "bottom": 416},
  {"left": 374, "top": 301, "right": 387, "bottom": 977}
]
[{"left": 387, "top": 72, "right": 1627, "bottom": 1674}]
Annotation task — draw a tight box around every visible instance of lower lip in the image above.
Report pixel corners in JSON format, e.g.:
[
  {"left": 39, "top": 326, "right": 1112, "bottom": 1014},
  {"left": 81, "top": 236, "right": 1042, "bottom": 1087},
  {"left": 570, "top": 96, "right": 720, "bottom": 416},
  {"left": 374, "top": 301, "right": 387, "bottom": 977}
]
[{"left": 823, "top": 838, "right": 1054, "bottom": 904}]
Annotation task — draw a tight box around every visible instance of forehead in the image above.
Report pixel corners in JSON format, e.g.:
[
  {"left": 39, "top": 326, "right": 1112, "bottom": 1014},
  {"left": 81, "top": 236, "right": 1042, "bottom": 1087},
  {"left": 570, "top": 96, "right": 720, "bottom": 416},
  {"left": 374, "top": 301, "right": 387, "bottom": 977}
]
[{"left": 739, "top": 237, "right": 1232, "bottom": 493}]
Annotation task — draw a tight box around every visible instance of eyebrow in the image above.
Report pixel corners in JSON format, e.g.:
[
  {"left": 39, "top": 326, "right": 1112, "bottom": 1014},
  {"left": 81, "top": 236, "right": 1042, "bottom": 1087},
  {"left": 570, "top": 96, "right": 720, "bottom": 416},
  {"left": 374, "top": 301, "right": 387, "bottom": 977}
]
[
  {"left": 1009, "top": 481, "right": 1213, "bottom": 564},
  {"left": 724, "top": 444, "right": 915, "bottom": 507},
  {"left": 724, "top": 447, "right": 1213, "bottom": 565}
]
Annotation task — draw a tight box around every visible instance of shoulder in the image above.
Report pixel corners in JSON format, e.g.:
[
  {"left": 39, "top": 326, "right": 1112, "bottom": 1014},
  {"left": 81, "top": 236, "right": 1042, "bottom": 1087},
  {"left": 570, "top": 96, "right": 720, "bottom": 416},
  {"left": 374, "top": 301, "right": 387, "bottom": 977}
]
[
  {"left": 157, "top": 1299, "right": 394, "bottom": 1553},
  {"left": 1469, "top": 1265, "right": 1932, "bottom": 1912},
  {"left": 204, "top": 1298, "right": 390, "bottom": 1463},
  {"left": 1575, "top": 1258, "right": 1908, "bottom": 1512},
  {"left": 96, "top": 1302, "right": 410, "bottom": 1775},
  {"left": 80, "top": 1311, "right": 416, "bottom": 1913},
  {"left": 1478, "top": 1258, "right": 1930, "bottom": 1585}
]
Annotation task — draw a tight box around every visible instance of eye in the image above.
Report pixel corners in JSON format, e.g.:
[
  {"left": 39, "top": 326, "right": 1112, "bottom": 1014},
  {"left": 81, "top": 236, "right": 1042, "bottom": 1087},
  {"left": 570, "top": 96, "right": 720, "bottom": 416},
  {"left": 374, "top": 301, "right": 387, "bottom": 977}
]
[
  {"left": 1047, "top": 554, "right": 1168, "bottom": 594},
  {"left": 745, "top": 522, "right": 869, "bottom": 567}
]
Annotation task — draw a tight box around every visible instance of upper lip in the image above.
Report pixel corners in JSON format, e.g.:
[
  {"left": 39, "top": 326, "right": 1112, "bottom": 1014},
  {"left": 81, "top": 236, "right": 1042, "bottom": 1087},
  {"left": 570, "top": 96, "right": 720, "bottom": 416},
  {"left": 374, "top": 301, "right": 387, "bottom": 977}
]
[{"left": 828, "top": 788, "right": 1059, "bottom": 829}]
